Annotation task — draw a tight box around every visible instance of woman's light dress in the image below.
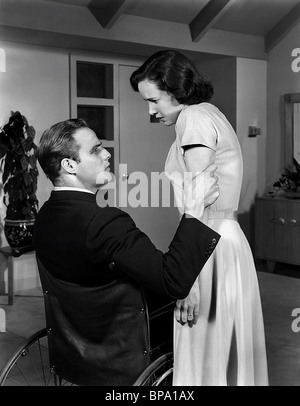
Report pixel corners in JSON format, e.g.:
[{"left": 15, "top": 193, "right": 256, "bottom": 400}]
[{"left": 165, "top": 103, "right": 268, "bottom": 386}]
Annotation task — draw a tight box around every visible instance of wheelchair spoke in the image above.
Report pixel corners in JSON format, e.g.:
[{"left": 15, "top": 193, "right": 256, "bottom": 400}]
[
  {"left": 133, "top": 352, "right": 173, "bottom": 386},
  {"left": 152, "top": 367, "right": 173, "bottom": 386}
]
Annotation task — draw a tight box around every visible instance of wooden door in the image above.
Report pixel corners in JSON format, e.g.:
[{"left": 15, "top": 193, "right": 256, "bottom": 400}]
[{"left": 119, "top": 64, "right": 178, "bottom": 251}]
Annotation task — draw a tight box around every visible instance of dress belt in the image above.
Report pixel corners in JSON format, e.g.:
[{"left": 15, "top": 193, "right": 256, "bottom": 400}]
[{"left": 208, "top": 210, "right": 238, "bottom": 221}]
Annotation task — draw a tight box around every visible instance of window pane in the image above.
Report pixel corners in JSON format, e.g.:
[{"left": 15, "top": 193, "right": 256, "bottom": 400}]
[
  {"left": 77, "top": 105, "right": 114, "bottom": 140},
  {"left": 77, "top": 62, "right": 113, "bottom": 98}
]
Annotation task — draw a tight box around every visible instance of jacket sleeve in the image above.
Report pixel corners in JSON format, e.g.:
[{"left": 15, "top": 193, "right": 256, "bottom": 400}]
[{"left": 86, "top": 208, "right": 220, "bottom": 299}]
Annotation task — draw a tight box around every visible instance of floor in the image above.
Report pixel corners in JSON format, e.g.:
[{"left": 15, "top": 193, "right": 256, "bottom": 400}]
[
  {"left": 0, "top": 260, "right": 300, "bottom": 386},
  {"left": 256, "top": 262, "right": 300, "bottom": 386}
]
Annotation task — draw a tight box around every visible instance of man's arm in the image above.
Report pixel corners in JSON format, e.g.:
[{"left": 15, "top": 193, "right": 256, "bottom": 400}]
[{"left": 86, "top": 208, "right": 220, "bottom": 299}]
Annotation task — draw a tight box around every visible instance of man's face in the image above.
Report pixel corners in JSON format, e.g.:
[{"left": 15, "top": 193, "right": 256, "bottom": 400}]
[
  {"left": 73, "top": 128, "right": 111, "bottom": 192},
  {"left": 138, "top": 79, "right": 184, "bottom": 126}
]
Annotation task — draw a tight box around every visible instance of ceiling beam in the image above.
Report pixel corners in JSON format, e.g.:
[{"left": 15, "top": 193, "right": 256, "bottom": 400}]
[
  {"left": 88, "top": 0, "right": 132, "bottom": 29},
  {"left": 189, "top": 0, "right": 232, "bottom": 42},
  {"left": 265, "top": 3, "right": 300, "bottom": 53}
]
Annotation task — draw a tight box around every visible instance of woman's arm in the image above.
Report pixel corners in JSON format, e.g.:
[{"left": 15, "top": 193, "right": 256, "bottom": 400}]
[
  {"left": 184, "top": 145, "right": 216, "bottom": 223},
  {"left": 184, "top": 144, "right": 215, "bottom": 173},
  {"left": 175, "top": 145, "right": 216, "bottom": 324}
]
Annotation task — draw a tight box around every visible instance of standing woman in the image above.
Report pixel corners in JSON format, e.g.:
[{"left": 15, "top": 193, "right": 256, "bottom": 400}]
[{"left": 130, "top": 50, "right": 268, "bottom": 386}]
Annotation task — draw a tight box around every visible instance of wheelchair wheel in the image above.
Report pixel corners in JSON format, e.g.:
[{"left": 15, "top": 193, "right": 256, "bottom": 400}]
[
  {"left": 133, "top": 352, "right": 173, "bottom": 386},
  {"left": 0, "top": 328, "right": 73, "bottom": 386}
]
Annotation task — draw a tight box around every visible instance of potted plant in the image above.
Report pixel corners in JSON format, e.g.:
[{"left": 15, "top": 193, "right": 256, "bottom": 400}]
[
  {"left": 269, "top": 157, "right": 300, "bottom": 198},
  {"left": 0, "top": 111, "right": 39, "bottom": 249}
]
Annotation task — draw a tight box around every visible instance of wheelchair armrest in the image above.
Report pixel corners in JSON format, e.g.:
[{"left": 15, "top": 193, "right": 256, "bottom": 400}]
[{"left": 149, "top": 301, "right": 175, "bottom": 321}]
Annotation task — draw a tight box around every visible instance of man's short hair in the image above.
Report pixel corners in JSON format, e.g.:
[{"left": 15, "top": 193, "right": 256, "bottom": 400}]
[{"left": 36, "top": 118, "right": 88, "bottom": 184}]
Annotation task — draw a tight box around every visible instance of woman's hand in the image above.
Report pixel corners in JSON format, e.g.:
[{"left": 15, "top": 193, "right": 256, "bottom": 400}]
[{"left": 175, "top": 278, "right": 200, "bottom": 325}]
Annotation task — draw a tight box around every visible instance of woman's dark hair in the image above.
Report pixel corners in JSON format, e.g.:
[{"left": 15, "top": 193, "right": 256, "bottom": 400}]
[
  {"left": 130, "top": 49, "right": 213, "bottom": 105},
  {"left": 36, "top": 118, "right": 88, "bottom": 184}
]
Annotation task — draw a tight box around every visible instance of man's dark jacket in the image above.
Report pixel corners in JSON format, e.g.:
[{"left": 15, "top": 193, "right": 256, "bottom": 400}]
[{"left": 33, "top": 190, "right": 219, "bottom": 386}]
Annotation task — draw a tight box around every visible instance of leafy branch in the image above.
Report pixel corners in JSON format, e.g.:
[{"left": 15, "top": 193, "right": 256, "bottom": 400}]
[
  {"left": 0, "top": 111, "right": 39, "bottom": 220},
  {"left": 269, "top": 158, "right": 300, "bottom": 197}
]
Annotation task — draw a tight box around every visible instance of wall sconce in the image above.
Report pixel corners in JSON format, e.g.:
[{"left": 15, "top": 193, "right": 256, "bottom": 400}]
[{"left": 248, "top": 126, "right": 261, "bottom": 137}]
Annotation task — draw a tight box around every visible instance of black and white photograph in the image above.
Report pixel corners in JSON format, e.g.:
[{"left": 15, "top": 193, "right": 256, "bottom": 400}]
[{"left": 0, "top": 0, "right": 299, "bottom": 391}]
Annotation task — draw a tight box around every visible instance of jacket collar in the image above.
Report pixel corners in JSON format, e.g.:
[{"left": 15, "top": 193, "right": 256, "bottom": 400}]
[{"left": 50, "top": 190, "right": 97, "bottom": 202}]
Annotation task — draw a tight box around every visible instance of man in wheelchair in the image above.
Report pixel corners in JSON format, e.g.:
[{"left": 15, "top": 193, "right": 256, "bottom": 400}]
[{"left": 33, "top": 118, "right": 220, "bottom": 386}]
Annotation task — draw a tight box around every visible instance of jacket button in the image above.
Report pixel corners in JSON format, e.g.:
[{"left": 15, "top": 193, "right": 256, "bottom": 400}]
[
  {"left": 205, "top": 250, "right": 211, "bottom": 259},
  {"left": 109, "top": 261, "right": 115, "bottom": 270},
  {"left": 143, "top": 350, "right": 148, "bottom": 356},
  {"left": 140, "top": 308, "right": 145, "bottom": 314}
]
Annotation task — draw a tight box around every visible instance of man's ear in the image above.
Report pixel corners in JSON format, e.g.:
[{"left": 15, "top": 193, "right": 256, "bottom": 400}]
[{"left": 61, "top": 158, "right": 77, "bottom": 175}]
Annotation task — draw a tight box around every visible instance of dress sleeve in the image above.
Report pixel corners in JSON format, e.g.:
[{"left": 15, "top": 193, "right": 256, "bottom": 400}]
[{"left": 176, "top": 107, "right": 218, "bottom": 152}]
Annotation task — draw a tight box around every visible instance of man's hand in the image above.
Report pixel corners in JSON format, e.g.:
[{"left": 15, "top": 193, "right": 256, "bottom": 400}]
[{"left": 203, "top": 164, "right": 219, "bottom": 208}]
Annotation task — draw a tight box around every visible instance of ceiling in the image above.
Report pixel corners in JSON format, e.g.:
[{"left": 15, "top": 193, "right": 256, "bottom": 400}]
[
  {"left": 1, "top": 0, "right": 299, "bottom": 59},
  {"left": 45, "top": 0, "right": 300, "bottom": 46}
]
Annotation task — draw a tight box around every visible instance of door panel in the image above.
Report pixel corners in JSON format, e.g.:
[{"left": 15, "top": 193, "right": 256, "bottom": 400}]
[
  {"left": 255, "top": 198, "right": 287, "bottom": 261},
  {"left": 119, "top": 64, "right": 178, "bottom": 251},
  {"left": 287, "top": 201, "right": 300, "bottom": 263}
]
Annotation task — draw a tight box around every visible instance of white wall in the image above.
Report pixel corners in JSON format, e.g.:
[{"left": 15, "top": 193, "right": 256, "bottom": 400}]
[
  {"left": 236, "top": 58, "right": 267, "bottom": 204},
  {"left": 0, "top": 41, "right": 70, "bottom": 293},
  {"left": 236, "top": 58, "right": 267, "bottom": 244},
  {"left": 0, "top": 41, "right": 70, "bottom": 218},
  {"left": 196, "top": 56, "right": 237, "bottom": 129},
  {"left": 267, "top": 22, "right": 300, "bottom": 191}
]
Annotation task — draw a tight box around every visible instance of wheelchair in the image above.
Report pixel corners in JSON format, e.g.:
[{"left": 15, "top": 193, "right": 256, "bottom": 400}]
[{"left": 0, "top": 257, "right": 174, "bottom": 386}]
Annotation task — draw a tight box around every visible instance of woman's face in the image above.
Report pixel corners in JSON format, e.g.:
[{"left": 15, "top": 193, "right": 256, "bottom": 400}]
[{"left": 138, "top": 79, "right": 184, "bottom": 126}]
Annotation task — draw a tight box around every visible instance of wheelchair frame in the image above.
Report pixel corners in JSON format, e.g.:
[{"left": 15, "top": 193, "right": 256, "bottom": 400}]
[
  {"left": 0, "top": 326, "right": 173, "bottom": 386},
  {"left": 0, "top": 302, "right": 174, "bottom": 386},
  {"left": 0, "top": 254, "right": 175, "bottom": 386}
]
